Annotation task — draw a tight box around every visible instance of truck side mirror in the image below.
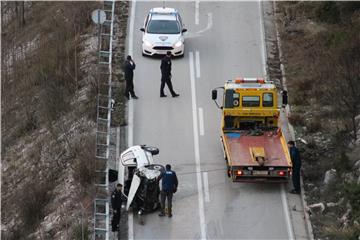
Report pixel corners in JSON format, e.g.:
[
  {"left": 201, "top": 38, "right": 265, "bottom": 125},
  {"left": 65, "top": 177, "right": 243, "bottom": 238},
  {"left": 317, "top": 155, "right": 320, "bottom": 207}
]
[
  {"left": 212, "top": 90, "right": 217, "bottom": 100},
  {"left": 182, "top": 28, "right": 187, "bottom": 33},
  {"left": 140, "top": 27, "right": 145, "bottom": 32}
]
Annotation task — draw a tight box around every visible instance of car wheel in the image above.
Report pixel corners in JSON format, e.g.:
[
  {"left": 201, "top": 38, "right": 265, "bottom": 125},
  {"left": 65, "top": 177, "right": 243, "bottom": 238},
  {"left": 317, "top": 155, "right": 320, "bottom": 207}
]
[{"left": 142, "top": 145, "right": 159, "bottom": 155}]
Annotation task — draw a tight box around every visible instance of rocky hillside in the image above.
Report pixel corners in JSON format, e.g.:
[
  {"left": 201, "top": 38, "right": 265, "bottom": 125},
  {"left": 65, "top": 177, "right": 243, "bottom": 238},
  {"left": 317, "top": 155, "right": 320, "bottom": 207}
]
[
  {"left": 1, "top": 2, "right": 128, "bottom": 239},
  {"left": 276, "top": 2, "right": 360, "bottom": 239}
]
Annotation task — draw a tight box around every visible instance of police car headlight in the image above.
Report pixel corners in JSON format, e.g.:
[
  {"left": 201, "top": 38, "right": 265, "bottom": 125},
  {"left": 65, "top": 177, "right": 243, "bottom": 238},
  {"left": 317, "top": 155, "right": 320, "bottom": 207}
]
[
  {"left": 174, "top": 40, "right": 183, "bottom": 48},
  {"left": 143, "top": 40, "right": 152, "bottom": 47}
]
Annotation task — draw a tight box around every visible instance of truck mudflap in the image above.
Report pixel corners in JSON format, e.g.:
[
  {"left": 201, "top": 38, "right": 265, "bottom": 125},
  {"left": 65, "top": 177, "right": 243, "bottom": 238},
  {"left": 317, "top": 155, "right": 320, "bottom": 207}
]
[{"left": 228, "top": 166, "right": 292, "bottom": 182}]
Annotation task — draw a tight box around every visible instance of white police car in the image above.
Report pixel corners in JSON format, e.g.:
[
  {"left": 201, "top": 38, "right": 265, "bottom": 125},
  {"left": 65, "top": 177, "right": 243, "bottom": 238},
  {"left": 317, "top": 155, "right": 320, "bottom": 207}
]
[{"left": 140, "top": 7, "right": 187, "bottom": 57}]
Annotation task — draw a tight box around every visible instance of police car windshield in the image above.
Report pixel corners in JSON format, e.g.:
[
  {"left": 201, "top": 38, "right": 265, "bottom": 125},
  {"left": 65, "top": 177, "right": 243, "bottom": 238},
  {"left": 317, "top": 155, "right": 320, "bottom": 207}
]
[{"left": 147, "top": 20, "right": 180, "bottom": 34}]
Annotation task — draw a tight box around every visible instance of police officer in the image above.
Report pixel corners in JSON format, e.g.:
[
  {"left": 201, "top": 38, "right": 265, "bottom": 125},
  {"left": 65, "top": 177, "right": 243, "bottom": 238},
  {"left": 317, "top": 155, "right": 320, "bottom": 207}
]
[
  {"left": 288, "top": 141, "right": 301, "bottom": 194},
  {"left": 160, "top": 51, "right": 179, "bottom": 98},
  {"left": 282, "top": 90, "right": 288, "bottom": 108},
  {"left": 111, "top": 183, "right": 123, "bottom": 232},
  {"left": 159, "top": 164, "right": 178, "bottom": 217},
  {"left": 123, "top": 55, "right": 138, "bottom": 100}
]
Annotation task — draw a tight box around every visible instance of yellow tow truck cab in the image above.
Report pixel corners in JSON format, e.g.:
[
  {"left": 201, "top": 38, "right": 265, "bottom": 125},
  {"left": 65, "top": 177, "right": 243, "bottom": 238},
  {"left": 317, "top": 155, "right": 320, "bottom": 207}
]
[{"left": 212, "top": 78, "right": 292, "bottom": 182}]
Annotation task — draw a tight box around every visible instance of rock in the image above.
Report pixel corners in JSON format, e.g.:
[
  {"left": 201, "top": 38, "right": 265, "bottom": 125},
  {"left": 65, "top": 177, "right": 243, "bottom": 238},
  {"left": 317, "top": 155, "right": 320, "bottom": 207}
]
[
  {"left": 306, "top": 183, "right": 315, "bottom": 188},
  {"left": 344, "top": 172, "right": 355, "bottom": 184},
  {"left": 326, "top": 198, "right": 344, "bottom": 208},
  {"left": 355, "top": 160, "right": 360, "bottom": 173},
  {"left": 339, "top": 208, "right": 351, "bottom": 226},
  {"left": 323, "top": 169, "right": 337, "bottom": 185},
  {"left": 308, "top": 202, "right": 325, "bottom": 214}
]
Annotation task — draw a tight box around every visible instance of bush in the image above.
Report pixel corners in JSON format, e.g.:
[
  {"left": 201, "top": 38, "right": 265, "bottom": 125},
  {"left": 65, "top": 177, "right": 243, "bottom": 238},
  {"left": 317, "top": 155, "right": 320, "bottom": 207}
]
[
  {"left": 333, "top": 151, "right": 352, "bottom": 173},
  {"left": 345, "top": 183, "right": 360, "bottom": 221},
  {"left": 18, "top": 178, "right": 55, "bottom": 228},
  {"left": 73, "top": 137, "right": 96, "bottom": 189},
  {"left": 315, "top": 2, "right": 340, "bottom": 24},
  {"left": 306, "top": 117, "right": 322, "bottom": 133},
  {"left": 288, "top": 113, "right": 305, "bottom": 126},
  {"left": 71, "top": 222, "right": 90, "bottom": 240},
  {"left": 321, "top": 222, "right": 360, "bottom": 240}
]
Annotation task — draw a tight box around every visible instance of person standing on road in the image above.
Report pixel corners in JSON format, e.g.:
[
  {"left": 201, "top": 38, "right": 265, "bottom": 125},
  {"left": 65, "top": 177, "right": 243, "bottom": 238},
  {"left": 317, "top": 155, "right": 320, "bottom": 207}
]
[
  {"left": 282, "top": 90, "right": 288, "bottom": 109},
  {"left": 123, "top": 55, "right": 138, "bottom": 100},
  {"left": 288, "top": 141, "right": 301, "bottom": 194},
  {"left": 160, "top": 51, "right": 179, "bottom": 98},
  {"left": 111, "top": 183, "right": 124, "bottom": 232},
  {"left": 159, "top": 164, "right": 178, "bottom": 217}
]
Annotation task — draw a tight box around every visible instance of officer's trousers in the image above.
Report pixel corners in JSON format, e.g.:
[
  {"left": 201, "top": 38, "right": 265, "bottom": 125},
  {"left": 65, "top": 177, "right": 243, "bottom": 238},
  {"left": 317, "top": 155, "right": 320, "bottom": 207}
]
[
  {"left": 292, "top": 167, "right": 301, "bottom": 192},
  {"left": 111, "top": 208, "right": 121, "bottom": 232},
  {"left": 160, "top": 76, "right": 176, "bottom": 96},
  {"left": 160, "top": 190, "right": 173, "bottom": 214}
]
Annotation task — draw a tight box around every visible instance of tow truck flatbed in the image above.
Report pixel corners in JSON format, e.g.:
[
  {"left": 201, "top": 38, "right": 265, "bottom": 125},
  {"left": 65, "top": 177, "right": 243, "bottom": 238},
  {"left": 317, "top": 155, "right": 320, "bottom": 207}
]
[{"left": 223, "top": 130, "right": 290, "bottom": 167}]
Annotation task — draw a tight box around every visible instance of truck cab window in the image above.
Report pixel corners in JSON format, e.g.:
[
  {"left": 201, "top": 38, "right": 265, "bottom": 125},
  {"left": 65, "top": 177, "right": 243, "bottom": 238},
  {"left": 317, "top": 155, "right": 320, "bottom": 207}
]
[
  {"left": 242, "top": 96, "right": 260, "bottom": 107},
  {"left": 263, "top": 93, "right": 273, "bottom": 107}
]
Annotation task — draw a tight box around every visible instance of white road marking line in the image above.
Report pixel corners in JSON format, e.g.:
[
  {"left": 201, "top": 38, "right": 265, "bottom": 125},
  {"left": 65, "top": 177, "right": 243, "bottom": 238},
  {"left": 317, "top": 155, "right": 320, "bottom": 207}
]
[
  {"left": 128, "top": 212, "right": 134, "bottom": 240},
  {"left": 128, "top": 0, "right": 136, "bottom": 239},
  {"left": 281, "top": 184, "right": 295, "bottom": 240},
  {"left": 196, "top": 12, "right": 213, "bottom": 34},
  {"left": 195, "top": 51, "right": 201, "bottom": 78},
  {"left": 189, "top": 51, "right": 207, "bottom": 239},
  {"left": 258, "top": 0, "right": 267, "bottom": 77},
  {"left": 258, "top": 0, "right": 295, "bottom": 238},
  {"left": 195, "top": 0, "right": 200, "bottom": 25},
  {"left": 128, "top": 0, "right": 136, "bottom": 57},
  {"left": 203, "top": 172, "right": 210, "bottom": 202},
  {"left": 117, "top": 127, "right": 125, "bottom": 186},
  {"left": 199, "top": 107, "right": 205, "bottom": 136}
]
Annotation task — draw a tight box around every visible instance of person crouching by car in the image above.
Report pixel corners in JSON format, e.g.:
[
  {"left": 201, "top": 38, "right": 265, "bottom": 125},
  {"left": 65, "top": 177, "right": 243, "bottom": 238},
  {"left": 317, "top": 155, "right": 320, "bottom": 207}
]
[{"left": 158, "top": 164, "right": 178, "bottom": 218}]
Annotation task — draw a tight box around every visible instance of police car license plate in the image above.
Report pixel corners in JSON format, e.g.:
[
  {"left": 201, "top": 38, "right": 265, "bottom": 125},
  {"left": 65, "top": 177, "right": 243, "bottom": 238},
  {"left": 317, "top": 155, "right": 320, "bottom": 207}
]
[{"left": 253, "top": 170, "right": 268, "bottom": 175}]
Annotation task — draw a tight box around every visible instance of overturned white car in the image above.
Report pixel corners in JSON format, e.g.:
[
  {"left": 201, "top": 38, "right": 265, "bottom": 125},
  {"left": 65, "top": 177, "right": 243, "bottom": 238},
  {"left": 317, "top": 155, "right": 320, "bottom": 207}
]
[{"left": 109, "top": 145, "right": 164, "bottom": 221}]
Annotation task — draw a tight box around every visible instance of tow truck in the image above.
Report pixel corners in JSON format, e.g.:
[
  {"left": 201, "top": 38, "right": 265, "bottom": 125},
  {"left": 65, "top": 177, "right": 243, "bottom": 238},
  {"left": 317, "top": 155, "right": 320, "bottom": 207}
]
[{"left": 212, "top": 78, "right": 292, "bottom": 182}]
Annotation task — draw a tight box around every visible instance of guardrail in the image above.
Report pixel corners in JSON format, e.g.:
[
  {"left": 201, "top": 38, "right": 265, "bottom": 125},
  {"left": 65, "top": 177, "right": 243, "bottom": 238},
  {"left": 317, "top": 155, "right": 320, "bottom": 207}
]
[{"left": 93, "top": 1, "right": 116, "bottom": 240}]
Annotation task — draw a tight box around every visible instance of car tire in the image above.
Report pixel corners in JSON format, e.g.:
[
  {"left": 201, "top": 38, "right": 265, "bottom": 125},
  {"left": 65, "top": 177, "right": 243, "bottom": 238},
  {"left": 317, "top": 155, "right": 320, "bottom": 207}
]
[{"left": 142, "top": 145, "right": 159, "bottom": 155}]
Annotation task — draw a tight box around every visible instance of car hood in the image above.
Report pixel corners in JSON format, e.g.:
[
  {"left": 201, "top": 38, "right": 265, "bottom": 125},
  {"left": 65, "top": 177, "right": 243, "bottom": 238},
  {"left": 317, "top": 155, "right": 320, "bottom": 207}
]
[{"left": 143, "top": 33, "right": 183, "bottom": 46}]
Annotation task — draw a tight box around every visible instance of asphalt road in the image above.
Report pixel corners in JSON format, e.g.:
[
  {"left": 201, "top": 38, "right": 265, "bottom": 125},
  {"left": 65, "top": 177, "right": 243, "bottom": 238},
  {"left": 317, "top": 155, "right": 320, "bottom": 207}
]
[{"left": 128, "top": 1, "right": 293, "bottom": 239}]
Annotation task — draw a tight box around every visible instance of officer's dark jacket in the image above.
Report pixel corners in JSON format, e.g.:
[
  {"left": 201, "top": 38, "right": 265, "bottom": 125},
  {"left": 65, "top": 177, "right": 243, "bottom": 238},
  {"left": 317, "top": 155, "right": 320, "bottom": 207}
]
[
  {"left": 160, "top": 170, "right": 178, "bottom": 192},
  {"left": 111, "top": 189, "right": 123, "bottom": 209},
  {"left": 160, "top": 56, "right": 172, "bottom": 76},
  {"left": 123, "top": 60, "right": 136, "bottom": 79},
  {"left": 289, "top": 146, "right": 301, "bottom": 169}
]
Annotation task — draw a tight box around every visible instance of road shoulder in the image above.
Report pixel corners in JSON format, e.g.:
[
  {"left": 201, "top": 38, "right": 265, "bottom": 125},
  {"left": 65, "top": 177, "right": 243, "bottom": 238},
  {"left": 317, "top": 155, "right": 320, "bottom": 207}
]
[{"left": 262, "top": 1, "right": 314, "bottom": 239}]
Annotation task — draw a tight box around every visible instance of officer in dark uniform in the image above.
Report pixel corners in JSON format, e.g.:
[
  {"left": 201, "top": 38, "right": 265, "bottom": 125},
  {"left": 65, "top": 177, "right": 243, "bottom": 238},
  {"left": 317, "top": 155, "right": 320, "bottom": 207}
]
[
  {"left": 288, "top": 141, "right": 301, "bottom": 194},
  {"left": 282, "top": 90, "right": 288, "bottom": 108},
  {"left": 159, "top": 164, "right": 178, "bottom": 217},
  {"left": 160, "top": 51, "right": 179, "bottom": 98},
  {"left": 123, "top": 55, "right": 138, "bottom": 100},
  {"left": 111, "top": 183, "right": 123, "bottom": 232}
]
